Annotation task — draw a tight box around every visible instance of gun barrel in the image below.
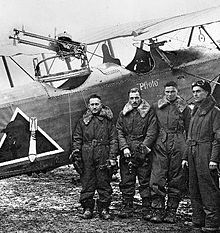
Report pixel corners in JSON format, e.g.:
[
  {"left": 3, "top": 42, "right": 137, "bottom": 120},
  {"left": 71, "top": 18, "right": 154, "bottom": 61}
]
[
  {"left": 14, "top": 28, "right": 57, "bottom": 43},
  {"left": 10, "top": 37, "right": 52, "bottom": 51},
  {"left": 13, "top": 28, "right": 86, "bottom": 47}
]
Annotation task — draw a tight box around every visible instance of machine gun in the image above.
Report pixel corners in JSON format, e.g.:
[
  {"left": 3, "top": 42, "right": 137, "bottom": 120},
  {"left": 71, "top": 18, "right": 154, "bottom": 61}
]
[
  {"left": 9, "top": 28, "right": 90, "bottom": 83},
  {"left": 10, "top": 28, "right": 87, "bottom": 58}
]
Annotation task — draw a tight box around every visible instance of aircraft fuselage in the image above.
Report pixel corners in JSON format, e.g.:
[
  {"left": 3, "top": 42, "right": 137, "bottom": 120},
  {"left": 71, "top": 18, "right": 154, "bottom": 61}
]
[{"left": 0, "top": 45, "right": 219, "bottom": 179}]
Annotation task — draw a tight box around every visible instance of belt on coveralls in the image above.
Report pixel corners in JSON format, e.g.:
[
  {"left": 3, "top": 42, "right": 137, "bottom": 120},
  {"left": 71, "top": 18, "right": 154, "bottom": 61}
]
[
  {"left": 125, "top": 135, "right": 144, "bottom": 141},
  {"left": 160, "top": 128, "right": 183, "bottom": 134},
  {"left": 187, "top": 139, "right": 212, "bottom": 146},
  {"left": 83, "top": 139, "right": 109, "bottom": 147}
]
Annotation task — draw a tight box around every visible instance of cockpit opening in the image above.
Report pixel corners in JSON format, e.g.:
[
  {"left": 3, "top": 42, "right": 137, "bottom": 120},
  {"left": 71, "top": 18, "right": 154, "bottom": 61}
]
[{"left": 126, "top": 47, "right": 154, "bottom": 74}]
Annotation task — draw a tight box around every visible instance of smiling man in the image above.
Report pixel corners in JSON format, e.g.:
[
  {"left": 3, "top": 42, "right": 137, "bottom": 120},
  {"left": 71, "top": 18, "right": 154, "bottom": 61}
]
[
  {"left": 149, "top": 81, "right": 191, "bottom": 223},
  {"left": 116, "top": 88, "right": 158, "bottom": 219},
  {"left": 182, "top": 80, "right": 220, "bottom": 233}
]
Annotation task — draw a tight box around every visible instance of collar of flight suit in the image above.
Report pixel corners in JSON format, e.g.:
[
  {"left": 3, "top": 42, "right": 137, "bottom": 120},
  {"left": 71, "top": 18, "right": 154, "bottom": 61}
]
[
  {"left": 192, "top": 95, "right": 216, "bottom": 116},
  {"left": 83, "top": 105, "right": 113, "bottom": 125},
  {"left": 157, "top": 95, "right": 187, "bottom": 112},
  {"left": 122, "top": 99, "right": 151, "bottom": 118}
]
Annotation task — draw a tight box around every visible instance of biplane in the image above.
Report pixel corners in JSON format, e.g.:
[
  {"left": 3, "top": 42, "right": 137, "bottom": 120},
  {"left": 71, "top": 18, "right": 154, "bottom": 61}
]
[{"left": 0, "top": 5, "right": 220, "bottom": 179}]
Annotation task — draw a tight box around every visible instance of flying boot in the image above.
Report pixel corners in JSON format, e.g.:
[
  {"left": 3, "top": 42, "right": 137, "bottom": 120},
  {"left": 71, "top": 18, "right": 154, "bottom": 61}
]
[
  {"left": 164, "top": 197, "right": 179, "bottom": 223},
  {"left": 185, "top": 221, "right": 205, "bottom": 233},
  {"left": 150, "top": 208, "right": 166, "bottom": 223},
  {"left": 80, "top": 199, "right": 95, "bottom": 219},
  {"left": 97, "top": 200, "right": 111, "bottom": 220},
  {"left": 150, "top": 197, "right": 166, "bottom": 223},
  {"left": 142, "top": 197, "right": 153, "bottom": 221},
  {"left": 163, "top": 208, "right": 177, "bottom": 223},
  {"left": 118, "top": 199, "right": 133, "bottom": 218},
  {"left": 201, "top": 227, "right": 220, "bottom": 233}
]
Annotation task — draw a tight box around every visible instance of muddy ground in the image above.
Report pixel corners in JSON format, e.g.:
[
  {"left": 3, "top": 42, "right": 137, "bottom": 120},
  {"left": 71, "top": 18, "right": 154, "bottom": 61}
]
[{"left": 0, "top": 166, "right": 193, "bottom": 233}]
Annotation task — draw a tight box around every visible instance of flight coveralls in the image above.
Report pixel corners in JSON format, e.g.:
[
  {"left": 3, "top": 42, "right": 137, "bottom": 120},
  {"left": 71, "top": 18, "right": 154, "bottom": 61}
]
[
  {"left": 72, "top": 105, "right": 118, "bottom": 213},
  {"left": 183, "top": 96, "right": 220, "bottom": 229},
  {"left": 150, "top": 96, "right": 191, "bottom": 216},
  {"left": 116, "top": 99, "right": 158, "bottom": 211}
]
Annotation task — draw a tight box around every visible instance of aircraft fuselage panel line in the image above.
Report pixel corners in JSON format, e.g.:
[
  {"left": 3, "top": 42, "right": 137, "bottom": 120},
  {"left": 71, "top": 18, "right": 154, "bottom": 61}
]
[{"left": 68, "top": 93, "right": 73, "bottom": 145}]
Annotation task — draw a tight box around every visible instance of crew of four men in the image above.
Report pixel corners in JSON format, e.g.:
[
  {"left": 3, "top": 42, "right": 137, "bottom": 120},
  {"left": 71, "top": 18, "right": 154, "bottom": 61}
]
[{"left": 71, "top": 80, "right": 220, "bottom": 232}]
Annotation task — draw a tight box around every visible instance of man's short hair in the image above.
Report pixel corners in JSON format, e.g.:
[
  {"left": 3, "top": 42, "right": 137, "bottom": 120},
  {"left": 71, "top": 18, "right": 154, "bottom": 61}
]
[
  {"left": 164, "top": 81, "right": 178, "bottom": 89},
  {"left": 128, "top": 87, "right": 142, "bottom": 97},
  {"left": 88, "top": 94, "right": 101, "bottom": 102}
]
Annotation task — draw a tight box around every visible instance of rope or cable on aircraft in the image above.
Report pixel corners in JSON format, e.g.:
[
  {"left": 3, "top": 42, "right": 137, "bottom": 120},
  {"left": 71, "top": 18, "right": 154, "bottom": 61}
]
[
  {"left": 210, "top": 73, "right": 220, "bottom": 83},
  {"left": 88, "top": 43, "right": 101, "bottom": 62},
  {"left": 87, "top": 50, "right": 103, "bottom": 59},
  {"left": 179, "top": 29, "right": 189, "bottom": 49},
  {"left": 155, "top": 48, "right": 220, "bottom": 87},
  {"left": 163, "top": 29, "right": 214, "bottom": 50},
  {"left": 163, "top": 35, "right": 190, "bottom": 49}
]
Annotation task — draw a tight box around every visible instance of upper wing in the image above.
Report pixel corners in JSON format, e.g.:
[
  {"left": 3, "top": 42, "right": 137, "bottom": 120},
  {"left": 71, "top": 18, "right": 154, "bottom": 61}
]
[
  {"left": 133, "top": 5, "right": 220, "bottom": 41},
  {"left": 76, "top": 18, "right": 165, "bottom": 45},
  {"left": 76, "top": 6, "right": 220, "bottom": 45}
]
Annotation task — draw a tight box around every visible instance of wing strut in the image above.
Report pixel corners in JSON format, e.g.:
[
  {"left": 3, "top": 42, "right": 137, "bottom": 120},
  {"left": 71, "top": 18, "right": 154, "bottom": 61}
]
[
  {"left": 107, "top": 40, "right": 115, "bottom": 58},
  {"left": 155, "top": 48, "right": 173, "bottom": 68},
  {"left": 1, "top": 56, "right": 14, "bottom": 87},
  {"left": 140, "top": 41, "right": 144, "bottom": 49},
  {"left": 200, "top": 25, "right": 220, "bottom": 51},
  {"left": 187, "top": 27, "right": 194, "bottom": 47},
  {"left": 9, "top": 56, "right": 34, "bottom": 80}
]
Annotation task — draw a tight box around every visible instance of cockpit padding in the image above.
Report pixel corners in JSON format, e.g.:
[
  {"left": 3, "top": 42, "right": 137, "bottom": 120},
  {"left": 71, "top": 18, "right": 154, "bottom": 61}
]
[
  {"left": 58, "top": 73, "right": 89, "bottom": 90},
  {"left": 102, "top": 44, "right": 121, "bottom": 65}
]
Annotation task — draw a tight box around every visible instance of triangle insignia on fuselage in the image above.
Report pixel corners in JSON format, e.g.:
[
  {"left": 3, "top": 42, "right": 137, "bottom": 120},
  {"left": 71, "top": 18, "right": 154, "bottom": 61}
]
[{"left": 0, "top": 107, "right": 64, "bottom": 166}]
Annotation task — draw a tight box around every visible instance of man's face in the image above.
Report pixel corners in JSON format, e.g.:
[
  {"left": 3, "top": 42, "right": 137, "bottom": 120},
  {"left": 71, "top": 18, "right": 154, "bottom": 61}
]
[
  {"left": 164, "top": 86, "right": 178, "bottom": 102},
  {"left": 88, "top": 98, "right": 102, "bottom": 114},
  {"left": 129, "top": 92, "right": 141, "bottom": 108},
  {"left": 192, "top": 86, "right": 208, "bottom": 103}
]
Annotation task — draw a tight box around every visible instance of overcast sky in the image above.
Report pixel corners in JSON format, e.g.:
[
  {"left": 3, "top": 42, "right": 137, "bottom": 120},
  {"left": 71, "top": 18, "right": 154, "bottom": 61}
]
[{"left": 0, "top": 0, "right": 219, "bottom": 89}]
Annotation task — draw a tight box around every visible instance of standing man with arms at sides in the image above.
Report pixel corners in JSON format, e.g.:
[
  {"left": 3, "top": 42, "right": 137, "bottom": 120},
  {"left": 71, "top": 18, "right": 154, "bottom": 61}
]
[
  {"left": 116, "top": 88, "right": 158, "bottom": 219},
  {"left": 182, "top": 81, "right": 220, "bottom": 233},
  {"left": 150, "top": 81, "right": 191, "bottom": 223},
  {"left": 71, "top": 94, "right": 118, "bottom": 220}
]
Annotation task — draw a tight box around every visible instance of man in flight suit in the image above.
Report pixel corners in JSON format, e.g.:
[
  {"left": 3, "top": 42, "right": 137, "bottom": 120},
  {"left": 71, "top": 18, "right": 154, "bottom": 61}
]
[
  {"left": 71, "top": 94, "right": 118, "bottom": 220},
  {"left": 116, "top": 88, "right": 158, "bottom": 219},
  {"left": 182, "top": 80, "right": 220, "bottom": 233},
  {"left": 150, "top": 81, "right": 191, "bottom": 223}
]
